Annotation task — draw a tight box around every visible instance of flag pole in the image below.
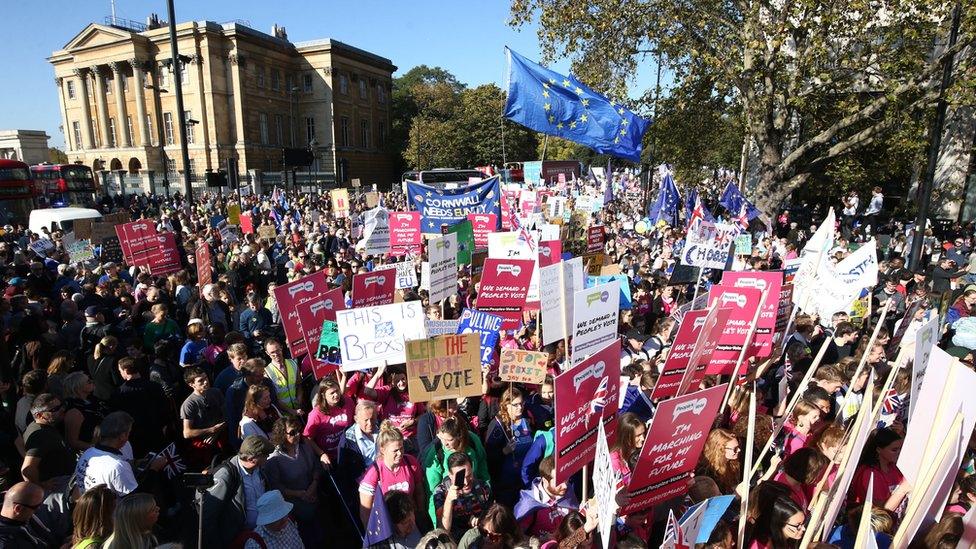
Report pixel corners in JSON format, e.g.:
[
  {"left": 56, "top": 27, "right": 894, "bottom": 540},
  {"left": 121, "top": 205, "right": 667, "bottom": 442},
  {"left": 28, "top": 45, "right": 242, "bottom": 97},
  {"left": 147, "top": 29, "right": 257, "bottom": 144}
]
[{"left": 542, "top": 135, "right": 549, "bottom": 162}]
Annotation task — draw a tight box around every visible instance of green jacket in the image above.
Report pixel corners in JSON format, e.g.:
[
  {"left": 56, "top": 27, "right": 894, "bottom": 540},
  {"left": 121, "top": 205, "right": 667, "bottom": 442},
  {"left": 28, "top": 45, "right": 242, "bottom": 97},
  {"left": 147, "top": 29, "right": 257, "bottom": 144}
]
[{"left": 421, "top": 431, "right": 490, "bottom": 524}]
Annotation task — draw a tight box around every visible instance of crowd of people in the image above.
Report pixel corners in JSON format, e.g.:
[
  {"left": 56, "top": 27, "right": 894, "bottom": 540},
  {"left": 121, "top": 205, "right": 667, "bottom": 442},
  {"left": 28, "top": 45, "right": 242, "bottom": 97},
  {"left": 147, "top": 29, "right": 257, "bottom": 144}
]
[{"left": 0, "top": 170, "right": 972, "bottom": 549}]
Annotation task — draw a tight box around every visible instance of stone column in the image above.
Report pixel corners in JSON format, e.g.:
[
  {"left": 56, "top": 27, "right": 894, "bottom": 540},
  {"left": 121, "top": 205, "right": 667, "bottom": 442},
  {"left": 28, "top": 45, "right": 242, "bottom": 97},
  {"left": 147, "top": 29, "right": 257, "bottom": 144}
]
[
  {"left": 109, "top": 61, "right": 131, "bottom": 148},
  {"left": 72, "top": 68, "right": 95, "bottom": 150},
  {"left": 91, "top": 65, "right": 111, "bottom": 148},
  {"left": 129, "top": 58, "right": 151, "bottom": 147}
]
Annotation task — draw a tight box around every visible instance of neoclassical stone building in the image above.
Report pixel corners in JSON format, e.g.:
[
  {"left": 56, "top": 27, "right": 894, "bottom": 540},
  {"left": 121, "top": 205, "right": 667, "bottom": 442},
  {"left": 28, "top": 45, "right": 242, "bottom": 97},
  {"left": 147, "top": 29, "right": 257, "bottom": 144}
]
[{"left": 49, "top": 17, "right": 396, "bottom": 193}]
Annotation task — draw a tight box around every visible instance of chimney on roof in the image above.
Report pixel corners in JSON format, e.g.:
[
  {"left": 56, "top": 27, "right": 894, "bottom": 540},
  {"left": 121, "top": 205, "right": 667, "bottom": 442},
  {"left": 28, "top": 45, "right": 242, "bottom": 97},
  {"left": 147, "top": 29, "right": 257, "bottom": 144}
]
[
  {"left": 271, "top": 24, "right": 287, "bottom": 40},
  {"left": 146, "top": 13, "right": 164, "bottom": 29}
]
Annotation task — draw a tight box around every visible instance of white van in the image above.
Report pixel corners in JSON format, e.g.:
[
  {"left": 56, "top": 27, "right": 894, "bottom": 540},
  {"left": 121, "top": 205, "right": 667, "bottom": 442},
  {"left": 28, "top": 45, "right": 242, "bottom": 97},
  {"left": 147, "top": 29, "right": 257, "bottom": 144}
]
[{"left": 28, "top": 207, "right": 103, "bottom": 236}]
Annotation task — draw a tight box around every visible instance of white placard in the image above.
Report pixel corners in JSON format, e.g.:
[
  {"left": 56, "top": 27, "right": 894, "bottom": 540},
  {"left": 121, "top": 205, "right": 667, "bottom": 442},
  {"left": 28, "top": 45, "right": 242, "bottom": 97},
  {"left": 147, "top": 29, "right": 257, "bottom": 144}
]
[
  {"left": 428, "top": 233, "right": 458, "bottom": 303},
  {"left": 488, "top": 231, "right": 540, "bottom": 302},
  {"left": 593, "top": 421, "right": 618, "bottom": 549},
  {"left": 540, "top": 258, "right": 583, "bottom": 346},
  {"left": 336, "top": 301, "right": 427, "bottom": 371},
  {"left": 377, "top": 261, "right": 418, "bottom": 290},
  {"left": 681, "top": 221, "right": 737, "bottom": 269},
  {"left": 909, "top": 314, "right": 939, "bottom": 420},
  {"left": 361, "top": 207, "right": 391, "bottom": 256},
  {"left": 570, "top": 281, "right": 620, "bottom": 366}
]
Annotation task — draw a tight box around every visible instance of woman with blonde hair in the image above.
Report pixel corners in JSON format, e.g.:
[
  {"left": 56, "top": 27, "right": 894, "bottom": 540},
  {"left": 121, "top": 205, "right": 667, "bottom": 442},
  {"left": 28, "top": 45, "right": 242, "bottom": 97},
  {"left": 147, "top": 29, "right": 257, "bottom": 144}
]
[
  {"left": 104, "top": 493, "right": 159, "bottom": 549},
  {"left": 63, "top": 371, "right": 105, "bottom": 452},
  {"left": 239, "top": 383, "right": 279, "bottom": 440},
  {"left": 71, "top": 484, "right": 116, "bottom": 548},
  {"left": 358, "top": 421, "right": 426, "bottom": 527},
  {"left": 780, "top": 399, "right": 821, "bottom": 457},
  {"left": 45, "top": 350, "right": 74, "bottom": 398},
  {"left": 697, "top": 428, "right": 743, "bottom": 494}
]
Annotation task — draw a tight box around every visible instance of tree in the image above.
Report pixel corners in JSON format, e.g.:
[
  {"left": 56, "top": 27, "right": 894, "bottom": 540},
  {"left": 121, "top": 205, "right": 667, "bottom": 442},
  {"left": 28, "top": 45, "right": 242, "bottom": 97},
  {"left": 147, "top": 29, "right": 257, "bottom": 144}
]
[
  {"left": 390, "top": 66, "right": 468, "bottom": 173},
  {"left": 459, "top": 84, "right": 538, "bottom": 166},
  {"left": 510, "top": 0, "right": 975, "bottom": 215},
  {"left": 48, "top": 147, "right": 68, "bottom": 164}
]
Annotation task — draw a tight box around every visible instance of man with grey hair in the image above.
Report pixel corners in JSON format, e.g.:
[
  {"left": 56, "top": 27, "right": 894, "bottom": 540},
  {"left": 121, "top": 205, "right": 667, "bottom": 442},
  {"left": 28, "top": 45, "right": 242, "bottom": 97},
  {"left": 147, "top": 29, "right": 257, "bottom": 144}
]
[
  {"left": 203, "top": 435, "right": 274, "bottom": 546},
  {"left": 72, "top": 411, "right": 165, "bottom": 496},
  {"left": 21, "top": 394, "right": 75, "bottom": 491},
  {"left": 335, "top": 400, "right": 379, "bottom": 514}
]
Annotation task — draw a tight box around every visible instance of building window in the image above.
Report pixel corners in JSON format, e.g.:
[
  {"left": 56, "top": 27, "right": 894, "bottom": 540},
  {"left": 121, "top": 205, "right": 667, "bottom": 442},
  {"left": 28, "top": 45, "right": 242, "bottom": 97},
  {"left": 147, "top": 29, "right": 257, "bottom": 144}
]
[
  {"left": 305, "top": 117, "right": 315, "bottom": 144},
  {"left": 72, "top": 121, "right": 82, "bottom": 150},
  {"left": 360, "top": 118, "right": 370, "bottom": 148},
  {"left": 259, "top": 113, "right": 269, "bottom": 145},
  {"left": 286, "top": 74, "right": 295, "bottom": 92},
  {"left": 67, "top": 80, "right": 75, "bottom": 100},
  {"left": 163, "top": 112, "right": 174, "bottom": 145},
  {"left": 339, "top": 74, "right": 348, "bottom": 95},
  {"left": 158, "top": 66, "right": 168, "bottom": 88},
  {"left": 340, "top": 116, "right": 349, "bottom": 146},
  {"left": 378, "top": 121, "right": 386, "bottom": 147},
  {"left": 180, "top": 61, "right": 188, "bottom": 84},
  {"left": 359, "top": 78, "right": 367, "bottom": 99},
  {"left": 377, "top": 84, "right": 386, "bottom": 103},
  {"left": 105, "top": 74, "right": 113, "bottom": 95},
  {"left": 166, "top": 158, "right": 176, "bottom": 173},
  {"left": 126, "top": 116, "right": 133, "bottom": 145},
  {"left": 184, "top": 111, "right": 194, "bottom": 144},
  {"left": 274, "top": 114, "right": 283, "bottom": 145},
  {"left": 256, "top": 65, "right": 265, "bottom": 88},
  {"left": 108, "top": 118, "right": 117, "bottom": 147},
  {"left": 146, "top": 115, "right": 154, "bottom": 145},
  {"left": 303, "top": 73, "right": 313, "bottom": 93},
  {"left": 270, "top": 69, "right": 280, "bottom": 91}
]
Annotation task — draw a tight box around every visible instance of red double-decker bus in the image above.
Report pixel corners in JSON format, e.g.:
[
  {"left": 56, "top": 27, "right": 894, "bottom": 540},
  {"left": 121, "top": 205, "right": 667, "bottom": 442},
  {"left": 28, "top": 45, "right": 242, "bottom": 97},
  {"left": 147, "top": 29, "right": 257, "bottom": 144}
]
[
  {"left": 30, "top": 163, "right": 98, "bottom": 207},
  {"left": 0, "top": 159, "right": 37, "bottom": 225}
]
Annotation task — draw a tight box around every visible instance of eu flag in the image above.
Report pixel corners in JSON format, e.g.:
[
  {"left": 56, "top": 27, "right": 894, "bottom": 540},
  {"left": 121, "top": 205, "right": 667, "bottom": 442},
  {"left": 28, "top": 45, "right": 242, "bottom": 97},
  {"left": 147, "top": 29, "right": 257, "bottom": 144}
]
[
  {"left": 362, "top": 486, "right": 393, "bottom": 546},
  {"left": 648, "top": 166, "right": 681, "bottom": 226},
  {"left": 503, "top": 48, "right": 651, "bottom": 162},
  {"left": 719, "top": 181, "right": 761, "bottom": 220}
]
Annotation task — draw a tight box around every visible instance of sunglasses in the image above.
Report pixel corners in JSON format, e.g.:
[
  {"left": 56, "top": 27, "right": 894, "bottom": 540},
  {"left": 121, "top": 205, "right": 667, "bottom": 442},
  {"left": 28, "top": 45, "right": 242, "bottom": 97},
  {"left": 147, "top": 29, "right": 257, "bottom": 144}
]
[
  {"left": 425, "top": 532, "right": 452, "bottom": 549},
  {"left": 480, "top": 529, "right": 502, "bottom": 542},
  {"left": 286, "top": 429, "right": 301, "bottom": 436}
]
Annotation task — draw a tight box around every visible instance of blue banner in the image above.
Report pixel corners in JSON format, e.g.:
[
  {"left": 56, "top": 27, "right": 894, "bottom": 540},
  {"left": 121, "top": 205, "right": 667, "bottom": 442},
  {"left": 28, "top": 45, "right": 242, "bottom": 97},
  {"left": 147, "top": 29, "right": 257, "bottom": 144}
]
[
  {"left": 587, "top": 275, "right": 632, "bottom": 309},
  {"left": 407, "top": 176, "right": 501, "bottom": 234},
  {"left": 456, "top": 308, "right": 503, "bottom": 369},
  {"left": 503, "top": 48, "right": 651, "bottom": 162}
]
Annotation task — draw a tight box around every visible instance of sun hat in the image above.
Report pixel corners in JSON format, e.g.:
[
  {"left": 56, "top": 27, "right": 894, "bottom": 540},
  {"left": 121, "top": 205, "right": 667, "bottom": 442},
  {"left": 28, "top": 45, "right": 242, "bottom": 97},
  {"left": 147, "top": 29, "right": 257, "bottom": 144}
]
[{"left": 255, "top": 490, "right": 293, "bottom": 527}]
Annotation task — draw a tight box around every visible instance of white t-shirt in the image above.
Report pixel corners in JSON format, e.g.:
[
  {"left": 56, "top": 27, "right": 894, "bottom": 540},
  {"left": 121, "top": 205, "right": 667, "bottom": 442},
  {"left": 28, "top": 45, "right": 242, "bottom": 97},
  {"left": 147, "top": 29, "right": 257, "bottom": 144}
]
[{"left": 73, "top": 445, "right": 138, "bottom": 496}]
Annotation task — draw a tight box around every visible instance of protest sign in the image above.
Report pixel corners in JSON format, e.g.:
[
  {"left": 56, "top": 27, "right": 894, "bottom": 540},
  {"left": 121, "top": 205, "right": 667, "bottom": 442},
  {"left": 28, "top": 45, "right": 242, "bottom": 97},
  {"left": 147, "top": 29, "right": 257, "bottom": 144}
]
[
  {"left": 102, "top": 211, "right": 129, "bottom": 224},
  {"left": 587, "top": 275, "right": 632, "bottom": 309},
  {"left": 376, "top": 261, "right": 418, "bottom": 289},
  {"left": 570, "top": 281, "right": 620, "bottom": 366},
  {"left": 331, "top": 188, "right": 350, "bottom": 217},
  {"left": 734, "top": 233, "right": 752, "bottom": 256},
  {"left": 296, "top": 287, "right": 346, "bottom": 364},
  {"left": 488, "top": 231, "right": 540, "bottom": 304},
  {"left": 467, "top": 213, "right": 497, "bottom": 249},
  {"left": 425, "top": 319, "right": 461, "bottom": 336},
  {"left": 593, "top": 421, "right": 619, "bottom": 549},
  {"left": 227, "top": 203, "right": 241, "bottom": 225},
  {"left": 909, "top": 314, "right": 938, "bottom": 420},
  {"left": 405, "top": 334, "right": 482, "bottom": 403},
  {"left": 834, "top": 239, "right": 879, "bottom": 288},
  {"left": 501, "top": 189, "right": 518, "bottom": 230},
  {"left": 72, "top": 219, "right": 93, "bottom": 240},
  {"left": 775, "top": 284, "right": 794, "bottom": 334},
  {"left": 704, "top": 285, "right": 763, "bottom": 375},
  {"left": 477, "top": 258, "right": 535, "bottom": 331},
  {"left": 428, "top": 233, "right": 458, "bottom": 303},
  {"left": 99, "top": 236, "right": 123, "bottom": 263},
  {"left": 389, "top": 212, "right": 422, "bottom": 256},
  {"left": 652, "top": 309, "right": 707, "bottom": 400},
  {"left": 239, "top": 213, "right": 253, "bottom": 234},
  {"left": 540, "top": 224, "right": 560, "bottom": 242},
  {"left": 538, "top": 240, "right": 561, "bottom": 267},
  {"left": 587, "top": 225, "right": 605, "bottom": 253},
  {"left": 315, "top": 320, "right": 341, "bottom": 379},
  {"left": 352, "top": 271, "right": 396, "bottom": 309},
  {"left": 676, "top": 306, "right": 732, "bottom": 396},
  {"left": 620, "top": 383, "right": 727, "bottom": 515},
  {"left": 783, "top": 257, "right": 802, "bottom": 284},
  {"left": 546, "top": 196, "right": 568, "bottom": 220},
  {"left": 336, "top": 301, "right": 427, "bottom": 371},
  {"left": 90, "top": 222, "right": 117, "bottom": 243},
  {"left": 446, "top": 220, "right": 475, "bottom": 265},
  {"left": 721, "top": 271, "right": 782, "bottom": 357},
  {"left": 540, "top": 257, "right": 584, "bottom": 346},
  {"left": 274, "top": 270, "right": 331, "bottom": 359},
  {"left": 195, "top": 240, "right": 213, "bottom": 287},
  {"left": 407, "top": 176, "right": 501, "bottom": 234},
  {"left": 63, "top": 233, "right": 94, "bottom": 264},
  {"left": 361, "top": 207, "right": 391, "bottom": 256},
  {"left": 115, "top": 220, "right": 158, "bottom": 265},
  {"left": 456, "top": 308, "right": 503, "bottom": 369},
  {"left": 681, "top": 221, "right": 736, "bottom": 269},
  {"left": 145, "top": 233, "right": 181, "bottom": 276},
  {"left": 498, "top": 349, "right": 548, "bottom": 384},
  {"left": 217, "top": 220, "right": 239, "bottom": 244},
  {"left": 519, "top": 189, "right": 538, "bottom": 214},
  {"left": 257, "top": 225, "right": 276, "bottom": 241},
  {"left": 27, "top": 238, "right": 53, "bottom": 257},
  {"left": 554, "top": 339, "right": 621, "bottom": 484}
]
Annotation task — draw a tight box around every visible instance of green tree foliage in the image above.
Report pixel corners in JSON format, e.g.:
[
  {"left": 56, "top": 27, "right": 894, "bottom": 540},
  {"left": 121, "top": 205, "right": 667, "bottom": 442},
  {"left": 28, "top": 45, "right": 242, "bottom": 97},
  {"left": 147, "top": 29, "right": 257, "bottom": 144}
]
[
  {"left": 48, "top": 147, "right": 68, "bottom": 164},
  {"left": 510, "top": 0, "right": 975, "bottom": 215}
]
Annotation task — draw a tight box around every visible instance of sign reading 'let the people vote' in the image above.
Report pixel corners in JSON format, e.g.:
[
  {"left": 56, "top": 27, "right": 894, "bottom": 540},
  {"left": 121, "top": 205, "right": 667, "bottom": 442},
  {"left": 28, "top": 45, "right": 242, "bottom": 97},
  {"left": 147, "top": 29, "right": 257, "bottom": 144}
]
[{"left": 406, "top": 333, "right": 482, "bottom": 403}]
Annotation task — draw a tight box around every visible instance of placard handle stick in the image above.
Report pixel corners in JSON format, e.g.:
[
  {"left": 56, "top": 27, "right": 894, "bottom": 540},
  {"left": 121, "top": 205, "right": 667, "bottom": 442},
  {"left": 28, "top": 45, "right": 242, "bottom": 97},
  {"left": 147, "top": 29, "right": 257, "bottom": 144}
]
[
  {"left": 691, "top": 266, "right": 702, "bottom": 304},
  {"left": 737, "top": 385, "right": 757, "bottom": 549},
  {"left": 720, "top": 291, "right": 766, "bottom": 413},
  {"left": 846, "top": 299, "right": 892, "bottom": 400},
  {"left": 560, "top": 260, "right": 572, "bottom": 367}
]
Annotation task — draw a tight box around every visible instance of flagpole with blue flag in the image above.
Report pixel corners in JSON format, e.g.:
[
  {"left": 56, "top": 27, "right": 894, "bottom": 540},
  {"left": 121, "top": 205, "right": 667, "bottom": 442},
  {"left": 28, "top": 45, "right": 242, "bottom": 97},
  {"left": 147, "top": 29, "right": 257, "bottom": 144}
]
[
  {"left": 719, "top": 180, "right": 760, "bottom": 221},
  {"left": 503, "top": 48, "right": 651, "bottom": 162},
  {"left": 647, "top": 165, "right": 681, "bottom": 227},
  {"left": 362, "top": 486, "right": 393, "bottom": 547}
]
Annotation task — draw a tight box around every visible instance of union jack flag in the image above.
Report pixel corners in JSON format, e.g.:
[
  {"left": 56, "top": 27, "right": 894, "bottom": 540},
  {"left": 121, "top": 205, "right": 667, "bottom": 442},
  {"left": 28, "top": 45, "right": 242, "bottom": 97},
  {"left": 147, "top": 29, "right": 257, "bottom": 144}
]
[
  {"left": 735, "top": 203, "right": 750, "bottom": 232},
  {"left": 661, "top": 509, "right": 692, "bottom": 549},
  {"left": 508, "top": 205, "right": 537, "bottom": 250},
  {"left": 587, "top": 377, "right": 609, "bottom": 426},
  {"left": 882, "top": 389, "right": 902, "bottom": 416},
  {"left": 156, "top": 443, "right": 186, "bottom": 479}
]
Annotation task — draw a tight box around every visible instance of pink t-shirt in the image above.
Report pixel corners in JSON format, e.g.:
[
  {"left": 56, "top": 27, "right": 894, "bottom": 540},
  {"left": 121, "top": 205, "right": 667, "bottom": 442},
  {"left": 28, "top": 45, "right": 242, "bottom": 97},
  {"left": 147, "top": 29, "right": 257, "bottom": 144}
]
[
  {"left": 851, "top": 463, "right": 904, "bottom": 506},
  {"left": 373, "top": 387, "right": 424, "bottom": 438},
  {"left": 610, "top": 450, "right": 632, "bottom": 490},
  {"left": 358, "top": 454, "right": 423, "bottom": 497},
  {"left": 304, "top": 400, "right": 356, "bottom": 460},
  {"left": 772, "top": 472, "right": 811, "bottom": 508},
  {"left": 781, "top": 422, "right": 808, "bottom": 457}
]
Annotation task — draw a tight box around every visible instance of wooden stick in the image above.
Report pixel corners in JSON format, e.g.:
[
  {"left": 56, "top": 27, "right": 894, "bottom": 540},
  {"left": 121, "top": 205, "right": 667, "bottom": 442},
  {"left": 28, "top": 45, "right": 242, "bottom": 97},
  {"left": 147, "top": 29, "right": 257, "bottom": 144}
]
[
  {"left": 720, "top": 290, "right": 768, "bottom": 413},
  {"left": 737, "top": 386, "right": 756, "bottom": 549},
  {"left": 846, "top": 300, "right": 893, "bottom": 400},
  {"left": 852, "top": 474, "right": 875, "bottom": 549},
  {"left": 582, "top": 464, "right": 589, "bottom": 502}
]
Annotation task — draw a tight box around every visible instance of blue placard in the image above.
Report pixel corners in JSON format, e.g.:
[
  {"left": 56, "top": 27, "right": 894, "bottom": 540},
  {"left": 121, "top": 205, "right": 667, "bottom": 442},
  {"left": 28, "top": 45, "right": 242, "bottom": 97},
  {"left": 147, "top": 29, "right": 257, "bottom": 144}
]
[{"left": 456, "top": 308, "right": 503, "bottom": 369}]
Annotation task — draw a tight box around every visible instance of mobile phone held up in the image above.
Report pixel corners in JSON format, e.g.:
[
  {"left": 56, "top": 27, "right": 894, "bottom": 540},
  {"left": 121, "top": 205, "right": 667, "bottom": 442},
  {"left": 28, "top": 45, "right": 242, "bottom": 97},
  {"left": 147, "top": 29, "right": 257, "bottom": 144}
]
[{"left": 453, "top": 469, "right": 466, "bottom": 490}]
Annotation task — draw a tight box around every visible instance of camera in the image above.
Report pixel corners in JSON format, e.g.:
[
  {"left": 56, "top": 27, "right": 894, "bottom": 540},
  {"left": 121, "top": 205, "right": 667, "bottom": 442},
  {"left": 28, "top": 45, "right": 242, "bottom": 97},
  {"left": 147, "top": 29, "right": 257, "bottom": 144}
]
[{"left": 183, "top": 472, "right": 214, "bottom": 489}]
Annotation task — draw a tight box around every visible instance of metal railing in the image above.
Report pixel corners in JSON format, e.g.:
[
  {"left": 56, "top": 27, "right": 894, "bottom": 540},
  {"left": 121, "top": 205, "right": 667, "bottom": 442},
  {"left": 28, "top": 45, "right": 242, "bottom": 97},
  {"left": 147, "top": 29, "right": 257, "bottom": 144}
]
[{"left": 103, "top": 16, "right": 148, "bottom": 32}]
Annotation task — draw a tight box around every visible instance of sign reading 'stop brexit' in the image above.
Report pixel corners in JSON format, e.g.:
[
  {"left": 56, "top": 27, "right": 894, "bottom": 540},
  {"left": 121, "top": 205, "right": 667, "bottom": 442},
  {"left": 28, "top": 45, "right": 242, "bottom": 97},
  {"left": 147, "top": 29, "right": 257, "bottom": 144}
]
[{"left": 407, "top": 176, "right": 501, "bottom": 234}]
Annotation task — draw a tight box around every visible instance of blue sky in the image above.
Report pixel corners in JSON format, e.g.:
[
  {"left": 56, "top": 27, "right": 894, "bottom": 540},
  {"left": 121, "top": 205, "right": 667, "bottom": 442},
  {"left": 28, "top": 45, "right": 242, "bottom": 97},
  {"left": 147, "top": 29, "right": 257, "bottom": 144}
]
[{"left": 0, "top": 0, "right": 663, "bottom": 149}]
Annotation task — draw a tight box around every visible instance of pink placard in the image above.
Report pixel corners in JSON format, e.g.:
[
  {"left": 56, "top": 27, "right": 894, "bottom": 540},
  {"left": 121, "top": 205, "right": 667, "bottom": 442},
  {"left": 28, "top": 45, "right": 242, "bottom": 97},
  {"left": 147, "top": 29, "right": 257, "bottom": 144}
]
[
  {"left": 704, "top": 285, "right": 763, "bottom": 375},
  {"left": 501, "top": 190, "right": 519, "bottom": 230},
  {"left": 621, "top": 384, "right": 728, "bottom": 515},
  {"left": 273, "top": 270, "right": 331, "bottom": 359},
  {"left": 239, "top": 213, "right": 254, "bottom": 234},
  {"left": 195, "top": 240, "right": 212, "bottom": 287},
  {"left": 651, "top": 309, "right": 708, "bottom": 401},
  {"left": 721, "top": 271, "right": 782, "bottom": 357},
  {"left": 389, "top": 211, "right": 422, "bottom": 257},
  {"left": 586, "top": 225, "right": 605, "bottom": 254},
  {"left": 677, "top": 307, "right": 734, "bottom": 396},
  {"left": 145, "top": 233, "right": 181, "bottom": 275},
  {"left": 295, "top": 287, "right": 345, "bottom": 377},
  {"left": 553, "top": 339, "right": 621, "bottom": 484},
  {"left": 352, "top": 271, "right": 396, "bottom": 309},
  {"left": 466, "top": 213, "right": 497, "bottom": 249},
  {"left": 116, "top": 220, "right": 158, "bottom": 265},
  {"left": 538, "top": 240, "right": 562, "bottom": 267},
  {"left": 477, "top": 258, "right": 535, "bottom": 331}
]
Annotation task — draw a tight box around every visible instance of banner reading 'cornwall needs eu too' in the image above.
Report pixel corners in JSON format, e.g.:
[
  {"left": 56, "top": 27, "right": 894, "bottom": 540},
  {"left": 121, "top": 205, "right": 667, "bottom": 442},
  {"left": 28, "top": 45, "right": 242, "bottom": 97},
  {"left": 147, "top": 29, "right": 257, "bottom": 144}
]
[{"left": 407, "top": 176, "right": 502, "bottom": 234}]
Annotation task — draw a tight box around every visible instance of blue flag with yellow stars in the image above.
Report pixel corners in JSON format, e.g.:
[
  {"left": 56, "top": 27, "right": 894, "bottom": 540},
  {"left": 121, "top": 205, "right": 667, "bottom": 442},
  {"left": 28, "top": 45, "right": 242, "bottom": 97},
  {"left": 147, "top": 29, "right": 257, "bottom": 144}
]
[
  {"left": 503, "top": 48, "right": 651, "bottom": 162},
  {"left": 407, "top": 176, "right": 501, "bottom": 234},
  {"left": 363, "top": 486, "right": 393, "bottom": 545},
  {"left": 648, "top": 166, "right": 681, "bottom": 226},
  {"left": 719, "top": 180, "right": 761, "bottom": 220}
]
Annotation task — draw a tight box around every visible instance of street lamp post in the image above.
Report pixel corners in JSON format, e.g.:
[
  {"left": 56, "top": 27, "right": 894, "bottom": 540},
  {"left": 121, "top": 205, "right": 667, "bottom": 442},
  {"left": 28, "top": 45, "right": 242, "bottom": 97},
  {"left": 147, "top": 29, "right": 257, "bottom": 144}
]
[{"left": 167, "top": 0, "right": 193, "bottom": 201}]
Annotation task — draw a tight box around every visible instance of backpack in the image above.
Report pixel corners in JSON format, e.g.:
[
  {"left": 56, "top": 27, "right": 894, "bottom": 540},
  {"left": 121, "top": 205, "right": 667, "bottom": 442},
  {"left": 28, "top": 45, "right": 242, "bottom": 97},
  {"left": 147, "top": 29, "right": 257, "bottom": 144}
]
[{"left": 229, "top": 530, "right": 267, "bottom": 549}]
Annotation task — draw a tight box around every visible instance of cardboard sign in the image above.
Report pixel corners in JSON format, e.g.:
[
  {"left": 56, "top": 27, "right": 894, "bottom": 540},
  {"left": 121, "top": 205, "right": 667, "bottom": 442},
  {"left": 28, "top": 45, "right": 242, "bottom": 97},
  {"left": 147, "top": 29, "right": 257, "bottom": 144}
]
[
  {"left": 570, "top": 281, "right": 621, "bottom": 366},
  {"left": 456, "top": 308, "right": 503, "bottom": 369},
  {"left": 554, "top": 339, "right": 621, "bottom": 484},
  {"left": 314, "top": 320, "right": 342, "bottom": 379},
  {"left": 677, "top": 306, "right": 734, "bottom": 396},
  {"left": 405, "top": 333, "right": 482, "bottom": 403},
  {"left": 227, "top": 203, "right": 241, "bottom": 225},
  {"left": 652, "top": 309, "right": 708, "bottom": 400},
  {"left": 621, "top": 384, "right": 728, "bottom": 515},
  {"left": 351, "top": 178, "right": 361, "bottom": 188},
  {"left": 352, "top": 271, "right": 396, "bottom": 309},
  {"left": 239, "top": 213, "right": 254, "bottom": 234},
  {"left": 195, "top": 240, "right": 213, "bottom": 287},
  {"left": 273, "top": 270, "right": 331, "bottom": 359},
  {"left": 498, "top": 349, "right": 549, "bottom": 384},
  {"left": 721, "top": 271, "right": 781, "bottom": 357},
  {"left": 587, "top": 225, "right": 606, "bottom": 253},
  {"left": 540, "top": 258, "right": 584, "bottom": 346},
  {"left": 336, "top": 301, "right": 427, "bottom": 371},
  {"left": 296, "top": 289, "right": 346, "bottom": 377},
  {"left": 102, "top": 211, "right": 129, "bottom": 224},
  {"left": 376, "top": 261, "right": 418, "bottom": 290},
  {"left": 681, "top": 221, "right": 736, "bottom": 270},
  {"left": 428, "top": 233, "right": 458, "bottom": 303},
  {"left": 538, "top": 240, "right": 561, "bottom": 267},
  {"left": 257, "top": 225, "right": 277, "bottom": 241},
  {"left": 477, "top": 258, "right": 535, "bottom": 331},
  {"left": 467, "top": 213, "right": 497, "bottom": 249},
  {"left": 90, "top": 222, "right": 117, "bottom": 243},
  {"left": 389, "top": 212, "right": 422, "bottom": 257},
  {"left": 704, "top": 285, "right": 763, "bottom": 375},
  {"left": 331, "top": 188, "right": 350, "bottom": 217},
  {"left": 72, "top": 219, "right": 93, "bottom": 240}
]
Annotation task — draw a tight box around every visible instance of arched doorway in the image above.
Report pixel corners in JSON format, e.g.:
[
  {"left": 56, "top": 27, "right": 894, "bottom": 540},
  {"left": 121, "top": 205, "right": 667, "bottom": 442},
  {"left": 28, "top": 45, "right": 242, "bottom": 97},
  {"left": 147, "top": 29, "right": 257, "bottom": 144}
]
[
  {"left": 110, "top": 158, "right": 123, "bottom": 171},
  {"left": 128, "top": 157, "right": 142, "bottom": 174}
]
